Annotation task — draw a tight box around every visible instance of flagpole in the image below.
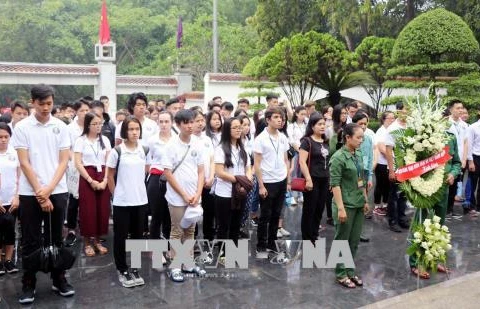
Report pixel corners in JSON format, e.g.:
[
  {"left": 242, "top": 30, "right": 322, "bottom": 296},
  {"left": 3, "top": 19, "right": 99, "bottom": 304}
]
[{"left": 213, "top": 0, "right": 218, "bottom": 73}]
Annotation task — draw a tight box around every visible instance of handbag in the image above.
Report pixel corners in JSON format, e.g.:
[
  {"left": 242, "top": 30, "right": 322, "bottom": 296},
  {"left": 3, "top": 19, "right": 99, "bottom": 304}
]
[
  {"left": 290, "top": 138, "right": 312, "bottom": 192},
  {"left": 22, "top": 213, "right": 76, "bottom": 273}
]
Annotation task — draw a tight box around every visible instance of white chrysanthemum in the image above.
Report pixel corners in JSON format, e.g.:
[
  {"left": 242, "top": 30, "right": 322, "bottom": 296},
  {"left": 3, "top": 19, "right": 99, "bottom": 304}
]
[{"left": 414, "top": 232, "right": 422, "bottom": 239}]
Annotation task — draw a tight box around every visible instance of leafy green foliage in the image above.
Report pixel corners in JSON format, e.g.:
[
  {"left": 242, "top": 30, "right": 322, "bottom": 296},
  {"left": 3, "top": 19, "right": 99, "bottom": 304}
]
[
  {"left": 443, "top": 73, "right": 480, "bottom": 109},
  {"left": 392, "top": 8, "right": 479, "bottom": 65},
  {"left": 387, "top": 62, "right": 480, "bottom": 77}
]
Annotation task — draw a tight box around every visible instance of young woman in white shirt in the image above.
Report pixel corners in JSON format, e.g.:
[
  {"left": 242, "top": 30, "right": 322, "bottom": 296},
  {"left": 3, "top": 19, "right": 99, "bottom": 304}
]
[
  {"left": 205, "top": 110, "right": 222, "bottom": 148},
  {"left": 0, "top": 123, "right": 20, "bottom": 274},
  {"left": 147, "top": 111, "right": 173, "bottom": 241},
  {"left": 74, "top": 113, "right": 111, "bottom": 257},
  {"left": 192, "top": 110, "right": 216, "bottom": 242},
  {"left": 287, "top": 106, "right": 307, "bottom": 152},
  {"left": 107, "top": 117, "right": 148, "bottom": 288},
  {"left": 214, "top": 117, "right": 252, "bottom": 249}
]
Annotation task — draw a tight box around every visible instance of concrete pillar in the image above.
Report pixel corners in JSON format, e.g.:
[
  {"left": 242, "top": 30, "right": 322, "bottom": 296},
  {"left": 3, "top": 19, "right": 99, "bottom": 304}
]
[
  {"left": 95, "top": 42, "right": 117, "bottom": 115},
  {"left": 174, "top": 68, "right": 192, "bottom": 96}
]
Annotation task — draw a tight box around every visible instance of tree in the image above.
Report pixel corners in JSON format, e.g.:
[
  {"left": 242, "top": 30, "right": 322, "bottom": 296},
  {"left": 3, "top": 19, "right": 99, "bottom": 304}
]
[
  {"left": 355, "top": 36, "right": 396, "bottom": 115},
  {"left": 443, "top": 73, "right": 480, "bottom": 109},
  {"left": 387, "top": 8, "right": 480, "bottom": 88},
  {"left": 239, "top": 56, "right": 279, "bottom": 105},
  {"left": 251, "top": 31, "right": 373, "bottom": 107},
  {"left": 248, "top": 0, "right": 326, "bottom": 48}
]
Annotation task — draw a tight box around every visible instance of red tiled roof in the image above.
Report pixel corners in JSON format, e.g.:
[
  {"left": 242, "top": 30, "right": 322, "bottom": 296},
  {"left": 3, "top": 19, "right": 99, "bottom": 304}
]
[
  {"left": 116, "top": 75, "right": 178, "bottom": 86},
  {"left": 208, "top": 73, "right": 252, "bottom": 82},
  {"left": 0, "top": 62, "right": 99, "bottom": 75},
  {"left": 178, "top": 91, "right": 204, "bottom": 100}
]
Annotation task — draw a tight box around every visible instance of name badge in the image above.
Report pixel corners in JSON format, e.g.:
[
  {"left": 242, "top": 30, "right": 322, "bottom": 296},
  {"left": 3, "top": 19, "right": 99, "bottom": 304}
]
[
  {"left": 96, "top": 165, "right": 102, "bottom": 173},
  {"left": 357, "top": 178, "right": 364, "bottom": 189}
]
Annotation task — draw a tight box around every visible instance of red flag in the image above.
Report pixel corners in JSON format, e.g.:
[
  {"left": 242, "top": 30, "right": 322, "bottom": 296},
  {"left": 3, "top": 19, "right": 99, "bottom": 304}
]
[
  {"left": 99, "top": 0, "right": 111, "bottom": 44},
  {"left": 176, "top": 17, "right": 183, "bottom": 48}
]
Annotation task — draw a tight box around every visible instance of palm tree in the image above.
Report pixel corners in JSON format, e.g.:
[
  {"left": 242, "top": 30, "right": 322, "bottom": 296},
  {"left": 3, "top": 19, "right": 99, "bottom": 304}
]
[{"left": 313, "top": 70, "right": 375, "bottom": 106}]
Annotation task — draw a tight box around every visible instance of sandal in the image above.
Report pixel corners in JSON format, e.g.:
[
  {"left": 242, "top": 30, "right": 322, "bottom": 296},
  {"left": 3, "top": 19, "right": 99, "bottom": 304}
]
[
  {"left": 337, "top": 277, "right": 356, "bottom": 288},
  {"left": 94, "top": 243, "right": 108, "bottom": 255},
  {"left": 349, "top": 275, "right": 363, "bottom": 286},
  {"left": 411, "top": 267, "right": 430, "bottom": 279},
  {"left": 437, "top": 264, "right": 450, "bottom": 273},
  {"left": 84, "top": 245, "right": 95, "bottom": 257}
]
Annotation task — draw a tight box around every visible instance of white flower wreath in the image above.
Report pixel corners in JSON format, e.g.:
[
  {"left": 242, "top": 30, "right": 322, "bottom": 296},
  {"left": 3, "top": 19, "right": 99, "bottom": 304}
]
[{"left": 404, "top": 148, "right": 445, "bottom": 197}]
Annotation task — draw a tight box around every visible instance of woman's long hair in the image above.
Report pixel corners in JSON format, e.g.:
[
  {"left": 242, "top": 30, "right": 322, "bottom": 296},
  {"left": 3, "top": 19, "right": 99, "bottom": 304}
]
[
  {"left": 303, "top": 112, "right": 327, "bottom": 142},
  {"left": 82, "top": 112, "right": 106, "bottom": 149},
  {"left": 332, "top": 105, "right": 346, "bottom": 134},
  {"left": 205, "top": 110, "right": 222, "bottom": 139},
  {"left": 219, "top": 117, "right": 248, "bottom": 169}
]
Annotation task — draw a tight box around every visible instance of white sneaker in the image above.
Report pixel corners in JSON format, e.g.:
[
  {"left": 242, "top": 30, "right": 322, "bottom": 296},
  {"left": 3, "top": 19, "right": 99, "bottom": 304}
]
[
  {"left": 277, "top": 229, "right": 283, "bottom": 238},
  {"left": 256, "top": 250, "right": 268, "bottom": 259},
  {"left": 118, "top": 271, "right": 136, "bottom": 288},
  {"left": 131, "top": 269, "right": 145, "bottom": 286},
  {"left": 279, "top": 227, "right": 290, "bottom": 237}
]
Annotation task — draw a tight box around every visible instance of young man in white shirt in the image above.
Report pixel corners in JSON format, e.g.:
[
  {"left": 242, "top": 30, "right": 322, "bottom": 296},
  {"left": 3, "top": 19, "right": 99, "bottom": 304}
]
[
  {"left": 12, "top": 84, "right": 74, "bottom": 304},
  {"left": 447, "top": 100, "right": 468, "bottom": 215},
  {"left": 384, "top": 102, "right": 409, "bottom": 233},
  {"left": 115, "top": 92, "right": 159, "bottom": 147},
  {"left": 162, "top": 109, "right": 206, "bottom": 282},
  {"left": 8, "top": 101, "right": 30, "bottom": 132},
  {"left": 253, "top": 107, "right": 290, "bottom": 258},
  {"left": 166, "top": 97, "right": 182, "bottom": 134},
  {"left": 64, "top": 99, "right": 91, "bottom": 247}
]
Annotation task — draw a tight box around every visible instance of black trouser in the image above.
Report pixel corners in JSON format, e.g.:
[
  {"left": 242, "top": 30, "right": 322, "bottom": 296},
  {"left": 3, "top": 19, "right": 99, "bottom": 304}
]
[
  {"left": 469, "top": 155, "right": 480, "bottom": 211},
  {"left": 0, "top": 205, "right": 16, "bottom": 247},
  {"left": 325, "top": 190, "right": 333, "bottom": 219},
  {"left": 257, "top": 179, "right": 287, "bottom": 251},
  {"left": 113, "top": 205, "right": 147, "bottom": 272},
  {"left": 387, "top": 182, "right": 408, "bottom": 226},
  {"left": 374, "top": 164, "right": 390, "bottom": 205},
  {"left": 147, "top": 175, "right": 171, "bottom": 239},
  {"left": 65, "top": 193, "right": 79, "bottom": 230},
  {"left": 447, "top": 177, "right": 460, "bottom": 214},
  {"left": 19, "top": 193, "right": 68, "bottom": 286},
  {"left": 214, "top": 195, "right": 244, "bottom": 246},
  {"left": 302, "top": 177, "right": 328, "bottom": 242},
  {"left": 202, "top": 188, "right": 216, "bottom": 241}
]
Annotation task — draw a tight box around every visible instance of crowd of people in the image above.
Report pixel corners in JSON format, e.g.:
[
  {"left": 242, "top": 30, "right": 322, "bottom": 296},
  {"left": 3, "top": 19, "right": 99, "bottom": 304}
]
[{"left": 0, "top": 84, "right": 475, "bottom": 304}]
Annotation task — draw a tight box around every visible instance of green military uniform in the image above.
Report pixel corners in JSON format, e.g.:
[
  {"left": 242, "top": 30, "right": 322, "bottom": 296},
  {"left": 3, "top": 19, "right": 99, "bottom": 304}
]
[
  {"left": 409, "top": 132, "right": 461, "bottom": 267},
  {"left": 329, "top": 146, "right": 367, "bottom": 279}
]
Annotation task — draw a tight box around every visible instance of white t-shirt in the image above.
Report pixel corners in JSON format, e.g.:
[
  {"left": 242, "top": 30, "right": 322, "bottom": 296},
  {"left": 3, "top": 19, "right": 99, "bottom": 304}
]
[
  {"left": 106, "top": 143, "right": 148, "bottom": 206},
  {"left": 73, "top": 135, "right": 111, "bottom": 167},
  {"left": 146, "top": 134, "right": 171, "bottom": 171},
  {"left": 253, "top": 129, "right": 289, "bottom": 183},
  {"left": 448, "top": 117, "right": 468, "bottom": 159},
  {"left": 287, "top": 122, "right": 306, "bottom": 149},
  {"left": 0, "top": 146, "right": 19, "bottom": 205},
  {"left": 161, "top": 135, "right": 204, "bottom": 206},
  {"left": 198, "top": 133, "right": 214, "bottom": 181},
  {"left": 12, "top": 114, "right": 71, "bottom": 195},
  {"left": 68, "top": 120, "right": 83, "bottom": 148},
  {"left": 374, "top": 126, "right": 388, "bottom": 165},
  {"left": 214, "top": 144, "right": 250, "bottom": 198},
  {"left": 385, "top": 120, "right": 406, "bottom": 148},
  {"left": 115, "top": 118, "right": 159, "bottom": 147}
]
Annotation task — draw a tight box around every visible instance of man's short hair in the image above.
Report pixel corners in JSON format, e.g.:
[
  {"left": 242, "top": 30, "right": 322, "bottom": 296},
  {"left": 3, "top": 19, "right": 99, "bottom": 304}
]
[
  {"left": 73, "top": 99, "right": 92, "bottom": 111},
  {"left": 221, "top": 101, "right": 234, "bottom": 111},
  {"left": 266, "top": 93, "right": 278, "bottom": 102},
  {"left": 174, "top": 109, "right": 195, "bottom": 125},
  {"left": 127, "top": 92, "right": 148, "bottom": 114},
  {"left": 166, "top": 97, "right": 180, "bottom": 107},
  {"left": 99, "top": 95, "right": 109, "bottom": 101},
  {"left": 237, "top": 98, "right": 249, "bottom": 105},
  {"left": 264, "top": 107, "right": 283, "bottom": 120},
  {"left": 31, "top": 84, "right": 55, "bottom": 101},
  {"left": 10, "top": 100, "right": 29, "bottom": 113}
]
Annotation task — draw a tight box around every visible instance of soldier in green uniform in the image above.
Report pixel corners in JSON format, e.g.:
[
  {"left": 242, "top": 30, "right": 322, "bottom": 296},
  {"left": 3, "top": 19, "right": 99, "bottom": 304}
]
[
  {"left": 409, "top": 130, "right": 461, "bottom": 279},
  {"left": 329, "top": 123, "right": 369, "bottom": 288}
]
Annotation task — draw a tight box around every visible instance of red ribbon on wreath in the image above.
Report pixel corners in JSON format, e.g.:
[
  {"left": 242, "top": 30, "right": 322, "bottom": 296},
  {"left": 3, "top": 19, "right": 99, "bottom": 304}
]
[{"left": 395, "top": 146, "right": 451, "bottom": 182}]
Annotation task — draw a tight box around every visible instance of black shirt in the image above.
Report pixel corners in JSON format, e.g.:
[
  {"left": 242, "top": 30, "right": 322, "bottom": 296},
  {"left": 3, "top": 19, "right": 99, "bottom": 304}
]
[{"left": 300, "top": 137, "right": 329, "bottom": 178}]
